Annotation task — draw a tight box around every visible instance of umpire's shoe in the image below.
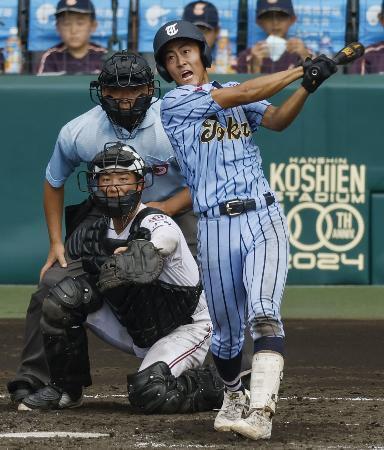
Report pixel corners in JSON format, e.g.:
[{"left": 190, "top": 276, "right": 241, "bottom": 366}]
[
  {"left": 9, "top": 382, "right": 35, "bottom": 403},
  {"left": 214, "top": 389, "right": 250, "bottom": 432},
  {"left": 18, "top": 385, "right": 83, "bottom": 411}
]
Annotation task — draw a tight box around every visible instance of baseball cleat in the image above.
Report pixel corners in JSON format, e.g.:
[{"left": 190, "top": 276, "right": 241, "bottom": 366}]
[
  {"left": 213, "top": 389, "right": 249, "bottom": 432},
  {"left": 18, "top": 385, "right": 83, "bottom": 411},
  {"left": 9, "top": 382, "right": 35, "bottom": 403},
  {"left": 231, "top": 408, "right": 272, "bottom": 440}
]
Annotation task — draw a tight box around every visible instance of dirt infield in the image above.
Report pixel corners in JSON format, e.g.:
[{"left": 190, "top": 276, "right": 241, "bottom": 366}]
[{"left": 0, "top": 319, "right": 383, "bottom": 449}]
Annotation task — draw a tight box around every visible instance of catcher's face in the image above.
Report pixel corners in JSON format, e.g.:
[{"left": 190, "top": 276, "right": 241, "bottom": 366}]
[
  {"left": 98, "top": 171, "right": 143, "bottom": 197},
  {"left": 163, "top": 39, "right": 209, "bottom": 86}
]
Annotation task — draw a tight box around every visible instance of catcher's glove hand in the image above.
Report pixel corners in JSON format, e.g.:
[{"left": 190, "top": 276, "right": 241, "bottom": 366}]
[
  {"left": 301, "top": 54, "right": 337, "bottom": 93},
  {"left": 97, "top": 240, "right": 164, "bottom": 292}
]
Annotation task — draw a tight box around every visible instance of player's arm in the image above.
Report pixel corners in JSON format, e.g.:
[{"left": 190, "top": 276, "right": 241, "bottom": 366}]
[
  {"left": 114, "top": 214, "right": 179, "bottom": 257},
  {"left": 145, "top": 187, "right": 192, "bottom": 216},
  {"left": 211, "top": 66, "right": 304, "bottom": 109},
  {"left": 150, "top": 224, "right": 178, "bottom": 257},
  {"left": 261, "top": 86, "right": 309, "bottom": 131},
  {"left": 40, "top": 180, "right": 67, "bottom": 280}
]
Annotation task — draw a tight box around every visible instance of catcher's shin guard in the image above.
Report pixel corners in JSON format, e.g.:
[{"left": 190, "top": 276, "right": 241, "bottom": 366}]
[
  {"left": 127, "top": 362, "right": 224, "bottom": 414},
  {"left": 40, "top": 276, "right": 97, "bottom": 388},
  {"left": 177, "top": 365, "right": 224, "bottom": 413}
]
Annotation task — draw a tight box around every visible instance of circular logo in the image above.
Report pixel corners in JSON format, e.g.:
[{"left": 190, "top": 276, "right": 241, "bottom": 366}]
[{"left": 287, "top": 202, "right": 364, "bottom": 252}]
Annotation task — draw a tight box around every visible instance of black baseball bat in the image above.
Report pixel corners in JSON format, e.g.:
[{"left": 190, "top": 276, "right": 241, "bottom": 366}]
[{"left": 332, "top": 42, "right": 365, "bottom": 65}]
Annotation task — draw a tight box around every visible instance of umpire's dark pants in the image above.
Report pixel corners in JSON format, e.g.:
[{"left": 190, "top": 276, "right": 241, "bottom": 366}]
[{"left": 7, "top": 208, "right": 198, "bottom": 395}]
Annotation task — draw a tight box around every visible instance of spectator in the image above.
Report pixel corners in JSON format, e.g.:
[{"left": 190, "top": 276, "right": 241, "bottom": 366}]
[
  {"left": 182, "top": 1, "right": 220, "bottom": 49},
  {"left": 236, "top": 0, "right": 309, "bottom": 74},
  {"left": 349, "top": 1, "right": 384, "bottom": 74},
  {"left": 37, "top": 0, "right": 107, "bottom": 75},
  {"left": 0, "top": 50, "right": 3, "bottom": 73}
]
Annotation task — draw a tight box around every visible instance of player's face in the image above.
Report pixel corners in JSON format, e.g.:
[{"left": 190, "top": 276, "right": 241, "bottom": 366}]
[
  {"left": 196, "top": 25, "right": 219, "bottom": 48},
  {"left": 163, "top": 39, "right": 209, "bottom": 86},
  {"left": 257, "top": 11, "right": 295, "bottom": 38},
  {"left": 98, "top": 171, "right": 142, "bottom": 197},
  {"left": 56, "top": 12, "right": 97, "bottom": 50},
  {"left": 102, "top": 85, "right": 153, "bottom": 110}
]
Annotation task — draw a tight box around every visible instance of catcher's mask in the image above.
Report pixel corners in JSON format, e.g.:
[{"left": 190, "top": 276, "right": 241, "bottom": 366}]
[
  {"left": 80, "top": 142, "right": 153, "bottom": 218},
  {"left": 90, "top": 51, "right": 160, "bottom": 135}
]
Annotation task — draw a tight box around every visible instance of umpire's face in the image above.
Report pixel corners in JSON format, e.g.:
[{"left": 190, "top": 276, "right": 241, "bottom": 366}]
[
  {"left": 102, "top": 84, "right": 153, "bottom": 111},
  {"left": 163, "top": 38, "right": 209, "bottom": 86}
]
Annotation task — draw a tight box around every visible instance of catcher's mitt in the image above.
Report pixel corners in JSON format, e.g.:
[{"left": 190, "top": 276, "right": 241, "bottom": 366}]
[{"left": 97, "top": 239, "right": 164, "bottom": 292}]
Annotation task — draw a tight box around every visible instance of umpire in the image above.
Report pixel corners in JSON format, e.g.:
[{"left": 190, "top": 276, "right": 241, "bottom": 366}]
[{"left": 7, "top": 51, "right": 198, "bottom": 404}]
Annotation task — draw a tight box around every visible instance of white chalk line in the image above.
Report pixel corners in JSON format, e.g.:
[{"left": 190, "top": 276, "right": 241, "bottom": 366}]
[
  {"left": 2, "top": 393, "right": 383, "bottom": 402},
  {"left": 0, "top": 432, "right": 110, "bottom": 439}
]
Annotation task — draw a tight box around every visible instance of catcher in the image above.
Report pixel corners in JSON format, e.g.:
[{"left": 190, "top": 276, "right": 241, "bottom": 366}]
[{"left": 19, "top": 142, "right": 223, "bottom": 413}]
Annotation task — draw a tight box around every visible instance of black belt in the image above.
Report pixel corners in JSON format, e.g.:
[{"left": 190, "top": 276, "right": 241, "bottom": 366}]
[{"left": 202, "top": 193, "right": 274, "bottom": 217}]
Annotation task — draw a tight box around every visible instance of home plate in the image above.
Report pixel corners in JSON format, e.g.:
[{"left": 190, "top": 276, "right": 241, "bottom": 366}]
[{"left": 0, "top": 432, "right": 110, "bottom": 438}]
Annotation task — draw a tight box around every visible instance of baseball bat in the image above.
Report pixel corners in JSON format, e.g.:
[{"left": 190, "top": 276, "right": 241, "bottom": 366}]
[
  {"left": 332, "top": 42, "right": 365, "bottom": 65},
  {"left": 308, "top": 42, "right": 365, "bottom": 78}
]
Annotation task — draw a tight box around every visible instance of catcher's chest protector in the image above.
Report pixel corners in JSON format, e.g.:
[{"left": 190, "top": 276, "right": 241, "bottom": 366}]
[
  {"left": 105, "top": 208, "right": 202, "bottom": 348},
  {"left": 79, "top": 207, "right": 202, "bottom": 348}
]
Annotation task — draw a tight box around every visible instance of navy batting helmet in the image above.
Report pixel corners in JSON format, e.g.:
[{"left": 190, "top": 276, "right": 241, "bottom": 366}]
[{"left": 153, "top": 20, "right": 212, "bottom": 82}]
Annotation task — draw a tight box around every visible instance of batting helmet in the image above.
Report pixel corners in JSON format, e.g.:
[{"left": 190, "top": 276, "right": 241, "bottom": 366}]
[
  {"left": 90, "top": 51, "right": 160, "bottom": 135},
  {"left": 153, "top": 20, "right": 212, "bottom": 82},
  {"left": 85, "top": 142, "right": 152, "bottom": 218}
]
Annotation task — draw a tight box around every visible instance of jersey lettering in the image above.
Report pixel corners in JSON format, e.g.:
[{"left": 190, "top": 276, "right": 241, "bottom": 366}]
[{"left": 201, "top": 116, "right": 251, "bottom": 143}]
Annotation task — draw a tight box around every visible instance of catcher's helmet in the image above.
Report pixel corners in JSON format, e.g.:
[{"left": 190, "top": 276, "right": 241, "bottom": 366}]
[
  {"left": 153, "top": 20, "right": 212, "bottom": 82},
  {"left": 85, "top": 142, "right": 152, "bottom": 218},
  {"left": 90, "top": 51, "right": 160, "bottom": 135}
]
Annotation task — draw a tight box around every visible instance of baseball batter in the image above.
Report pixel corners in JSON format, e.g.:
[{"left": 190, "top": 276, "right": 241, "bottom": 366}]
[
  {"left": 153, "top": 20, "right": 337, "bottom": 440},
  {"left": 19, "top": 143, "right": 223, "bottom": 413}
]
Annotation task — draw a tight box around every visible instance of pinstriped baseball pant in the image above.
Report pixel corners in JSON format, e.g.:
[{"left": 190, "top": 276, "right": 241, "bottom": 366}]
[{"left": 197, "top": 203, "right": 289, "bottom": 360}]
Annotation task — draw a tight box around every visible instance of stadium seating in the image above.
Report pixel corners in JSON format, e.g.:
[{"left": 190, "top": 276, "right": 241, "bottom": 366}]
[
  {"left": 246, "top": 0, "right": 348, "bottom": 57},
  {"left": 358, "top": 0, "right": 383, "bottom": 46},
  {"left": 0, "top": 0, "right": 18, "bottom": 50},
  {"left": 27, "top": 0, "right": 129, "bottom": 51},
  {"left": 137, "top": 0, "right": 239, "bottom": 62}
]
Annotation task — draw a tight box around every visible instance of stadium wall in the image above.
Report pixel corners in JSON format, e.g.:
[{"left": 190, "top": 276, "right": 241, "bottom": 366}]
[{"left": 0, "top": 74, "right": 382, "bottom": 284}]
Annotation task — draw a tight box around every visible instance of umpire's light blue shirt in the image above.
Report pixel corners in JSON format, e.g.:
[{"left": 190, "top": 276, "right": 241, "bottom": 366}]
[{"left": 46, "top": 101, "right": 186, "bottom": 203}]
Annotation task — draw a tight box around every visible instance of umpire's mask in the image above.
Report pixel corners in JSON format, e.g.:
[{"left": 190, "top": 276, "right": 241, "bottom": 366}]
[{"left": 90, "top": 51, "right": 160, "bottom": 136}]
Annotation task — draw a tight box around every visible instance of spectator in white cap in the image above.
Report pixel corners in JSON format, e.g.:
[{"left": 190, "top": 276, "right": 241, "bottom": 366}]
[{"left": 236, "top": 0, "right": 309, "bottom": 74}]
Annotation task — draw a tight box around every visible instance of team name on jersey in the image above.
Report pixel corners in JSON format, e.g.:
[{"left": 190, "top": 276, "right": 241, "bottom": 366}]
[{"left": 201, "top": 116, "right": 251, "bottom": 143}]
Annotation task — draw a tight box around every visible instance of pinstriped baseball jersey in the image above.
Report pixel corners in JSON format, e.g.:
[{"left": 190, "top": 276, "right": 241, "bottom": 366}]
[
  {"left": 161, "top": 81, "right": 288, "bottom": 360},
  {"left": 161, "top": 82, "right": 272, "bottom": 214}
]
